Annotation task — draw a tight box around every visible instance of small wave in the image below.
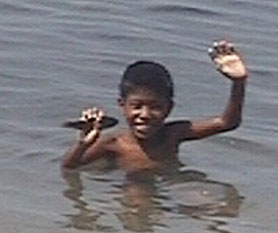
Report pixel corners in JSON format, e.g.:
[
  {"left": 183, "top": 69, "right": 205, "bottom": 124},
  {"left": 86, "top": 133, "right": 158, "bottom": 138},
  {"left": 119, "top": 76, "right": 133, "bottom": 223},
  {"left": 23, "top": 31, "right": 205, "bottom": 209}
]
[
  {"left": 147, "top": 4, "right": 222, "bottom": 17},
  {"left": 0, "top": 2, "right": 31, "bottom": 13},
  {"left": 233, "top": 0, "right": 278, "bottom": 13},
  {"left": 0, "top": 1, "right": 53, "bottom": 16}
]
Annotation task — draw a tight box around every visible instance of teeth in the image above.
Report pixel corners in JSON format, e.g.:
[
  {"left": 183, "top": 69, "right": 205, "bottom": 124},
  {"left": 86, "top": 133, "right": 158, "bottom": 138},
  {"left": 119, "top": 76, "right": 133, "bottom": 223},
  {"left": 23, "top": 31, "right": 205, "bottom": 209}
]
[
  {"left": 136, "top": 125, "right": 150, "bottom": 131},
  {"left": 137, "top": 125, "right": 148, "bottom": 128}
]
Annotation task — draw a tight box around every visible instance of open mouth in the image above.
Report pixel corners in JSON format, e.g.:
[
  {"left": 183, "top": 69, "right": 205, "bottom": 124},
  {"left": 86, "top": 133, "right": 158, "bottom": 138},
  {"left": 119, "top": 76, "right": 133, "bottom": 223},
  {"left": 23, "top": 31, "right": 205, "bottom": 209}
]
[
  {"left": 133, "top": 123, "right": 159, "bottom": 138},
  {"left": 135, "top": 124, "right": 151, "bottom": 131}
]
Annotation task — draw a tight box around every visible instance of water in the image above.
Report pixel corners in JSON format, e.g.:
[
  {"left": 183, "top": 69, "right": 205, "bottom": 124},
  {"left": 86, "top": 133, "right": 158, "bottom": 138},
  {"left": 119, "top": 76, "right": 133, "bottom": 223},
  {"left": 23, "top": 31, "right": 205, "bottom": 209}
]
[{"left": 1, "top": 0, "right": 278, "bottom": 232}]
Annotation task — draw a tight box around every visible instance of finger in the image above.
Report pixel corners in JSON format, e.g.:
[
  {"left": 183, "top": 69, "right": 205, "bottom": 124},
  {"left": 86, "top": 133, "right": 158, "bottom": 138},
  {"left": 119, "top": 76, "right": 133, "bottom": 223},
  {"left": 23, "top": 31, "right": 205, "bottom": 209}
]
[
  {"left": 96, "top": 110, "right": 104, "bottom": 122},
  {"left": 80, "top": 107, "right": 98, "bottom": 121},
  {"left": 226, "top": 42, "right": 235, "bottom": 54},
  {"left": 220, "top": 41, "right": 240, "bottom": 56},
  {"left": 208, "top": 40, "right": 225, "bottom": 59},
  {"left": 85, "top": 128, "right": 100, "bottom": 143},
  {"left": 213, "top": 41, "right": 223, "bottom": 53},
  {"left": 94, "top": 111, "right": 104, "bottom": 130},
  {"left": 79, "top": 127, "right": 100, "bottom": 144},
  {"left": 90, "top": 107, "right": 99, "bottom": 116},
  {"left": 208, "top": 47, "right": 218, "bottom": 60},
  {"left": 217, "top": 40, "right": 232, "bottom": 54},
  {"left": 80, "top": 109, "right": 88, "bottom": 121},
  {"left": 212, "top": 56, "right": 226, "bottom": 71},
  {"left": 213, "top": 59, "right": 223, "bottom": 71},
  {"left": 81, "top": 108, "right": 91, "bottom": 118}
]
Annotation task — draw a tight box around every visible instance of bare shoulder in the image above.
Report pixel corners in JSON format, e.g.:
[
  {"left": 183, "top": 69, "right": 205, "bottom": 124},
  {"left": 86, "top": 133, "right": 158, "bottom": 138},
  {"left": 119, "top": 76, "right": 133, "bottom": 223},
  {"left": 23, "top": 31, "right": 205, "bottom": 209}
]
[
  {"left": 165, "top": 120, "right": 193, "bottom": 142},
  {"left": 83, "top": 130, "right": 124, "bottom": 161},
  {"left": 97, "top": 130, "right": 125, "bottom": 149}
]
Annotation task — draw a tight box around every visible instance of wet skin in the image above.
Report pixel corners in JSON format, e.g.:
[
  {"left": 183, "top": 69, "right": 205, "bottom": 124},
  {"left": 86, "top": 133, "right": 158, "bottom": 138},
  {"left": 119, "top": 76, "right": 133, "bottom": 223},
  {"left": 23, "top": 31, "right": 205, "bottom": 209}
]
[
  {"left": 62, "top": 89, "right": 182, "bottom": 172},
  {"left": 62, "top": 40, "right": 248, "bottom": 172},
  {"left": 118, "top": 88, "right": 172, "bottom": 141},
  {"left": 115, "top": 89, "right": 179, "bottom": 171}
]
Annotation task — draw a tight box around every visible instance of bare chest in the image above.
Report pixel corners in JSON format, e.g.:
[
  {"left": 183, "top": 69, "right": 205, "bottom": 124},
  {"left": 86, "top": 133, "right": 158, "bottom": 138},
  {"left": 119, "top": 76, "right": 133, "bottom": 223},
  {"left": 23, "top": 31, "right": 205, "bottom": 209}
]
[{"left": 114, "top": 137, "right": 178, "bottom": 172}]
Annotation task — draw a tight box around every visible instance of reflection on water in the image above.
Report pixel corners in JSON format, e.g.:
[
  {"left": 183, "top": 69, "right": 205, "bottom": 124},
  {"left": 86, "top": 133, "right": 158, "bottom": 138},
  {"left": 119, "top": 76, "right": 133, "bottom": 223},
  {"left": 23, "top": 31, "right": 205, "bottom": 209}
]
[
  {"left": 171, "top": 181, "right": 241, "bottom": 217},
  {"left": 62, "top": 166, "right": 242, "bottom": 232},
  {"left": 117, "top": 172, "right": 163, "bottom": 232},
  {"left": 62, "top": 170, "right": 115, "bottom": 232},
  {"left": 1, "top": 0, "right": 277, "bottom": 231}
]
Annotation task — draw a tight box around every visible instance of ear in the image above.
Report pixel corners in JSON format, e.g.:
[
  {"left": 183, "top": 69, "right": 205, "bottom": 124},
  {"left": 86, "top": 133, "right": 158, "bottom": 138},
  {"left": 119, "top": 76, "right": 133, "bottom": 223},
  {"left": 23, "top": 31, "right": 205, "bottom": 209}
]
[
  {"left": 117, "top": 97, "right": 124, "bottom": 107},
  {"left": 118, "top": 97, "right": 127, "bottom": 116},
  {"left": 165, "top": 99, "right": 174, "bottom": 117}
]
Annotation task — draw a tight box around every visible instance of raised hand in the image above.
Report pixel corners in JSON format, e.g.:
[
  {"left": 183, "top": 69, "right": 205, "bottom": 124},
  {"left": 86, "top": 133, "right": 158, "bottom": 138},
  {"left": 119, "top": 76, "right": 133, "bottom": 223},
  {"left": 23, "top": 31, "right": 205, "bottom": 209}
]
[
  {"left": 208, "top": 40, "right": 248, "bottom": 80},
  {"left": 79, "top": 107, "right": 104, "bottom": 145}
]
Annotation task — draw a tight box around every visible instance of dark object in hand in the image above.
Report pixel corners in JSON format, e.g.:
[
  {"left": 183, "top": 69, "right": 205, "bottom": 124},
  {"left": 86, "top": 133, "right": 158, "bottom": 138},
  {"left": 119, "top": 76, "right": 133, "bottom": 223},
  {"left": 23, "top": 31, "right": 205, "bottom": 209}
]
[{"left": 62, "top": 116, "right": 118, "bottom": 130}]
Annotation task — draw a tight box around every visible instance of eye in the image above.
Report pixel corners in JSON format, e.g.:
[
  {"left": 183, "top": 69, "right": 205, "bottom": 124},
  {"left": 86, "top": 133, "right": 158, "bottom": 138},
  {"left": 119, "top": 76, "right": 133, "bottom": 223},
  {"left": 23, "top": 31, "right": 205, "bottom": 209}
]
[
  {"left": 151, "top": 103, "right": 162, "bottom": 110},
  {"left": 129, "top": 102, "right": 142, "bottom": 110},
  {"left": 149, "top": 102, "right": 166, "bottom": 112}
]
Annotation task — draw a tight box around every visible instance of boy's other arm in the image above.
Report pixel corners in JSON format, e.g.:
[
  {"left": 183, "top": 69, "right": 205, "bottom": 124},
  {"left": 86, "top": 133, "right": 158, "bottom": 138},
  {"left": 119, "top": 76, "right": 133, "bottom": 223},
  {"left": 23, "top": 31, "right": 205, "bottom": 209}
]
[
  {"left": 62, "top": 108, "right": 105, "bottom": 169},
  {"left": 177, "top": 40, "right": 248, "bottom": 141}
]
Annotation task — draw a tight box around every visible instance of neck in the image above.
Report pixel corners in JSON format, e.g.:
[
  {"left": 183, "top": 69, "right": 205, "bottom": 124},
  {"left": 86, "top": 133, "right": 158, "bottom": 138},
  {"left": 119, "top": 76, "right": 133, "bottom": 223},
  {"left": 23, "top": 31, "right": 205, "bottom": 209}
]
[{"left": 129, "top": 127, "right": 166, "bottom": 149}]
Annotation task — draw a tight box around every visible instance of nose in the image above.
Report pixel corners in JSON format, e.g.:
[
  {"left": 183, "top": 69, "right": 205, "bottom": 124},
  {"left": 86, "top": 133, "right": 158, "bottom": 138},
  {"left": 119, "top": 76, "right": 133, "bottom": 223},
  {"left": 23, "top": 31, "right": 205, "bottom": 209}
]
[{"left": 139, "top": 106, "right": 151, "bottom": 120}]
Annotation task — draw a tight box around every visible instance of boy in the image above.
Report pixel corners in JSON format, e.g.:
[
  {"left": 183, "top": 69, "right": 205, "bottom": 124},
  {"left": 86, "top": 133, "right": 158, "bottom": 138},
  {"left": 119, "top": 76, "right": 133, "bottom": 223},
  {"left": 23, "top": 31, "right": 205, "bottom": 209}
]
[{"left": 62, "top": 40, "right": 248, "bottom": 172}]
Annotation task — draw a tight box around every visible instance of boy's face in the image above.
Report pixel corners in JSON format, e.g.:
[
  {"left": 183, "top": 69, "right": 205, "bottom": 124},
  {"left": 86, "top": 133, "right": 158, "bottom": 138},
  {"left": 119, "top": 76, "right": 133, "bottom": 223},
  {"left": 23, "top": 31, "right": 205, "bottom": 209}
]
[{"left": 119, "top": 88, "right": 173, "bottom": 140}]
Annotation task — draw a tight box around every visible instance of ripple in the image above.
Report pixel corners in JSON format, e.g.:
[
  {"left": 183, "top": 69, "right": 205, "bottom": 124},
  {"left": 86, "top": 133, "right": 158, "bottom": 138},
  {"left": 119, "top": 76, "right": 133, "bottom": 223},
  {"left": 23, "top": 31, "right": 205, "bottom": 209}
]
[
  {"left": 0, "top": 1, "right": 54, "bottom": 16},
  {"left": 147, "top": 4, "right": 222, "bottom": 17}
]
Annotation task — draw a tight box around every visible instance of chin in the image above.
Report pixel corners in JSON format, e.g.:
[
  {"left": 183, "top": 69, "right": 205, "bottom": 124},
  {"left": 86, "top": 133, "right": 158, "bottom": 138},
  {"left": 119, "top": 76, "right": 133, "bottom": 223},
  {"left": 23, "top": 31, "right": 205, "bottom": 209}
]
[
  {"left": 133, "top": 129, "right": 157, "bottom": 141},
  {"left": 134, "top": 133, "right": 149, "bottom": 140}
]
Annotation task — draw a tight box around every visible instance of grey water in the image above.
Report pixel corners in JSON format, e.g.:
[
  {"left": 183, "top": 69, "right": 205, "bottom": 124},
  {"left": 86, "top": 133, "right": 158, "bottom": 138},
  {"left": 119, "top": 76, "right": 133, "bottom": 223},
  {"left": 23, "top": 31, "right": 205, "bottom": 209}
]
[{"left": 1, "top": 0, "right": 278, "bottom": 232}]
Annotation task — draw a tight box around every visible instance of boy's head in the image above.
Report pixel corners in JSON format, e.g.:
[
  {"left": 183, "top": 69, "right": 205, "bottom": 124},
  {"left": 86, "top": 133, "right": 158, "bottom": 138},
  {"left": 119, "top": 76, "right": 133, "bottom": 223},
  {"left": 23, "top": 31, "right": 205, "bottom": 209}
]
[
  {"left": 119, "top": 61, "right": 174, "bottom": 102},
  {"left": 118, "top": 61, "right": 175, "bottom": 139}
]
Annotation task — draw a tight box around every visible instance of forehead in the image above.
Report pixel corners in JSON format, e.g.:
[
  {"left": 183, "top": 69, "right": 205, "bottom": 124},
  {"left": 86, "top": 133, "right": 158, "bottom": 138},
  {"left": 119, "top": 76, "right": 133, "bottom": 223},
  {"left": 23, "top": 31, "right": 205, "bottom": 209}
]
[{"left": 125, "top": 88, "right": 169, "bottom": 103}]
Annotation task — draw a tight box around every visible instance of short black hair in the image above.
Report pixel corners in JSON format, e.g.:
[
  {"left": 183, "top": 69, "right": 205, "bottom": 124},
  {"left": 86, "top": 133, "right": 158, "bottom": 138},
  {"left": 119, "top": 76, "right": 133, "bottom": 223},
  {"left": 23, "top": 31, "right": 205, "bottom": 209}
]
[{"left": 119, "top": 61, "right": 174, "bottom": 101}]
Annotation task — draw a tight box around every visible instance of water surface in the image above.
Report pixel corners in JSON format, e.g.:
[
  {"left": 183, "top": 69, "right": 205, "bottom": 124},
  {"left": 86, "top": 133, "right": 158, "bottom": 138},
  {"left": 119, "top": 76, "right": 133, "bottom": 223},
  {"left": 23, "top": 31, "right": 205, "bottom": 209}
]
[{"left": 1, "top": 0, "right": 278, "bottom": 232}]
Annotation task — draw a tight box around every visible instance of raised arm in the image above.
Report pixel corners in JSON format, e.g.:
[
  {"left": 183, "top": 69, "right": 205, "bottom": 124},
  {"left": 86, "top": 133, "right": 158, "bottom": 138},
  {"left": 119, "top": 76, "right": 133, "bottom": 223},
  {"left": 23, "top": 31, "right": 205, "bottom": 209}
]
[
  {"left": 178, "top": 40, "right": 248, "bottom": 141},
  {"left": 62, "top": 108, "right": 104, "bottom": 169}
]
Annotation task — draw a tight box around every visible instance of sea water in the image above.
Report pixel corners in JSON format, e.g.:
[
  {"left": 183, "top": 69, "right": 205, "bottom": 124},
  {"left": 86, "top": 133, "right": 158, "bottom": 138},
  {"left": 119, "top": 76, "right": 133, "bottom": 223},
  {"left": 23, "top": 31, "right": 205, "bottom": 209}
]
[{"left": 1, "top": 0, "right": 278, "bottom": 232}]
